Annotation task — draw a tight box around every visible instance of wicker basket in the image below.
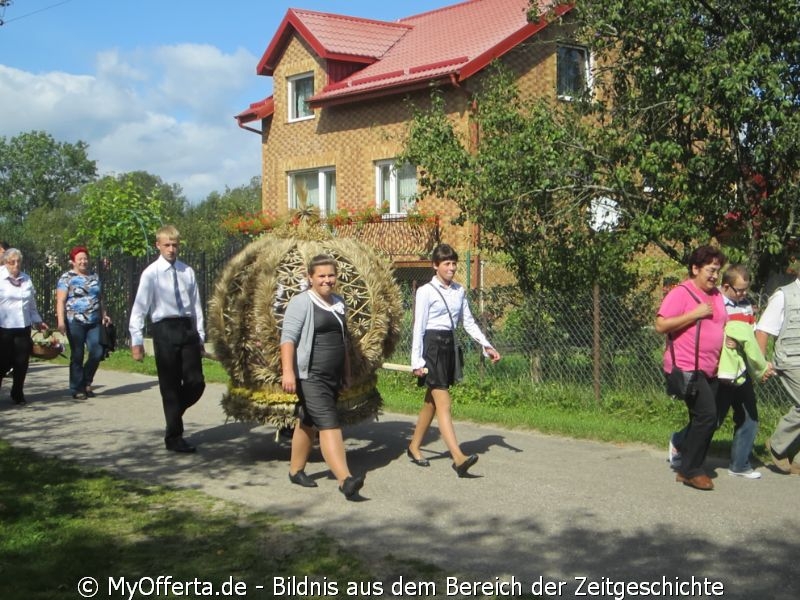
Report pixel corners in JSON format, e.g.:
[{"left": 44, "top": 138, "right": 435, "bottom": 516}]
[{"left": 31, "top": 344, "right": 62, "bottom": 359}]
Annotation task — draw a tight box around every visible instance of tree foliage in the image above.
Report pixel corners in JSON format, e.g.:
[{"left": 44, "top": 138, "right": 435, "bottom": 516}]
[
  {"left": 402, "top": 69, "right": 631, "bottom": 295},
  {"left": 402, "top": 0, "right": 800, "bottom": 291},
  {"left": 0, "top": 130, "right": 97, "bottom": 224},
  {"left": 565, "top": 0, "right": 800, "bottom": 282},
  {"left": 176, "top": 176, "right": 262, "bottom": 253},
  {"left": 72, "top": 174, "right": 164, "bottom": 257}
]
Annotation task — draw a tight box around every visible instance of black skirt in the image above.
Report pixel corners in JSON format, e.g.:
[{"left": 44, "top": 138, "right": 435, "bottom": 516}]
[{"left": 417, "top": 329, "right": 456, "bottom": 390}]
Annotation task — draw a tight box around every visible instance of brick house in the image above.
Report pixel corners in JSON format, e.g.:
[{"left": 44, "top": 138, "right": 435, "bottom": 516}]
[{"left": 235, "top": 0, "right": 584, "bottom": 269}]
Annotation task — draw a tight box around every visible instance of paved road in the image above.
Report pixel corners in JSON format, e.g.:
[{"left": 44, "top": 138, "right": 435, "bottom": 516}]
[{"left": 1, "top": 362, "right": 797, "bottom": 599}]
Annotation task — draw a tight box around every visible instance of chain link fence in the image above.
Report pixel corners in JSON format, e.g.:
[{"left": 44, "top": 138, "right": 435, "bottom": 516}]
[{"left": 24, "top": 246, "right": 790, "bottom": 409}]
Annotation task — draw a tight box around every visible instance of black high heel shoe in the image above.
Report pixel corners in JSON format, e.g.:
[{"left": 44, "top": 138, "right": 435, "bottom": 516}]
[{"left": 406, "top": 447, "right": 430, "bottom": 467}]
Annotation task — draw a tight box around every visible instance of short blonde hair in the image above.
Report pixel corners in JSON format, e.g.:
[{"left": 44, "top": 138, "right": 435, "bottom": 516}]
[{"left": 156, "top": 225, "right": 180, "bottom": 242}]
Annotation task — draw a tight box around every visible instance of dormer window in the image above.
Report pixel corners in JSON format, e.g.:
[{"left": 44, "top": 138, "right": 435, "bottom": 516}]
[
  {"left": 288, "top": 72, "right": 314, "bottom": 121},
  {"left": 557, "top": 44, "right": 590, "bottom": 100}
]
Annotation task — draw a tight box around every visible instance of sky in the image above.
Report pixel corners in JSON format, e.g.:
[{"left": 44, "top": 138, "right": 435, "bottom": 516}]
[{"left": 0, "top": 0, "right": 449, "bottom": 203}]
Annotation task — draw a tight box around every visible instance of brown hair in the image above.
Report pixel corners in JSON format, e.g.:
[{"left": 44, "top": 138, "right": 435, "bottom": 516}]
[
  {"left": 687, "top": 245, "right": 727, "bottom": 276},
  {"left": 432, "top": 243, "right": 458, "bottom": 264},
  {"left": 308, "top": 254, "right": 338, "bottom": 275}
]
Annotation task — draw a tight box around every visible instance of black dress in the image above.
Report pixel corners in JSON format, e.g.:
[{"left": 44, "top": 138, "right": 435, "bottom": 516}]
[{"left": 296, "top": 304, "right": 346, "bottom": 429}]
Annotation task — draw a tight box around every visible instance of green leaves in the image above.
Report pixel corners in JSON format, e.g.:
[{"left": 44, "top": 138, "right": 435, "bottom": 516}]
[
  {"left": 72, "top": 174, "right": 164, "bottom": 257},
  {"left": 0, "top": 131, "right": 97, "bottom": 225}
]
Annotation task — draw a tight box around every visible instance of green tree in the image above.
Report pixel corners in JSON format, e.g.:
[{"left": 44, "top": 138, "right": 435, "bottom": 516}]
[
  {"left": 0, "top": 130, "right": 97, "bottom": 224},
  {"left": 401, "top": 70, "right": 630, "bottom": 296},
  {"left": 402, "top": 1, "right": 800, "bottom": 292},
  {"left": 123, "top": 170, "right": 187, "bottom": 223},
  {"left": 72, "top": 174, "right": 164, "bottom": 257},
  {"left": 176, "top": 176, "right": 261, "bottom": 253},
  {"left": 557, "top": 0, "right": 800, "bottom": 283}
]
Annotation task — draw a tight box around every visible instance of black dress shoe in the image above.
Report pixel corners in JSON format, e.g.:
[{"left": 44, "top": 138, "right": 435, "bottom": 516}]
[
  {"left": 11, "top": 395, "right": 26, "bottom": 405},
  {"left": 339, "top": 474, "right": 365, "bottom": 499},
  {"left": 406, "top": 447, "right": 430, "bottom": 467},
  {"left": 452, "top": 454, "right": 478, "bottom": 478},
  {"left": 288, "top": 470, "right": 318, "bottom": 488},
  {"left": 165, "top": 437, "right": 196, "bottom": 453}
]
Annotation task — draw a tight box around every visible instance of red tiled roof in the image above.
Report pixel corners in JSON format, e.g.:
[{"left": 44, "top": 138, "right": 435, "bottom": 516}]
[
  {"left": 257, "top": 10, "right": 411, "bottom": 75},
  {"left": 237, "top": 0, "right": 572, "bottom": 125}
]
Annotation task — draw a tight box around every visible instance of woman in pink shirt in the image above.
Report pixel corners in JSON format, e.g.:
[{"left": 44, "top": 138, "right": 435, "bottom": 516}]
[{"left": 656, "top": 245, "right": 727, "bottom": 490}]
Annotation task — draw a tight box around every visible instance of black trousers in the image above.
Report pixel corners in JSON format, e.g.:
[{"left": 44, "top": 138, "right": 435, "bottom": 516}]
[
  {"left": 0, "top": 326, "right": 33, "bottom": 402},
  {"left": 678, "top": 373, "right": 719, "bottom": 478},
  {"left": 151, "top": 318, "right": 205, "bottom": 441}
]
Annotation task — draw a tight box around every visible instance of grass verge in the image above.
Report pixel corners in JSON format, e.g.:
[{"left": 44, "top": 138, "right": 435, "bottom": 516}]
[{"left": 0, "top": 440, "right": 439, "bottom": 600}]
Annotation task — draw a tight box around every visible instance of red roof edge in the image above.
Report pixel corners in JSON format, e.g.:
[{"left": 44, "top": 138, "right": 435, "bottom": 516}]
[
  {"left": 458, "top": 3, "right": 574, "bottom": 81},
  {"left": 310, "top": 77, "right": 451, "bottom": 109},
  {"left": 409, "top": 56, "right": 469, "bottom": 74},
  {"left": 257, "top": 9, "right": 382, "bottom": 76},
  {"left": 258, "top": 10, "right": 326, "bottom": 76},
  {"left": 235, "top": 96, "right": 274, "bottom": 126}
]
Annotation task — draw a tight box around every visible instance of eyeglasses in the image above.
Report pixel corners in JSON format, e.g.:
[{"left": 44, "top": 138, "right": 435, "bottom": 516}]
[{"left": 729, "top": 285, "right": 748, "bottom": 295}]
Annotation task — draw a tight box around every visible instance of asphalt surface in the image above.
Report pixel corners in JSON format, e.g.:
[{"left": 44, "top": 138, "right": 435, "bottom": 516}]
[{"left": 1, "top": 362, "right": 798, "bottom": 599}]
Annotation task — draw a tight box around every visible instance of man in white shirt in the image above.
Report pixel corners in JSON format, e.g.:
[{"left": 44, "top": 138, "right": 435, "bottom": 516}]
[
  {"left": 129, "top": 225, "right": 206, "bottom": 453},
  {"left": 756, "top": 273, "right": 800, "bottom": 474}
]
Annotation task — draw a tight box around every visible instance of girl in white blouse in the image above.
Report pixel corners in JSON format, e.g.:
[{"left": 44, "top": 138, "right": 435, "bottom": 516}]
[{"left": 409, "top": 244, "right": 501, "bottom": 477}]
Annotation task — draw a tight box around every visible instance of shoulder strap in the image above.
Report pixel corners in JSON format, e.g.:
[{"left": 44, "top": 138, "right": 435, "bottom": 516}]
[
  {"left": 668, "top": 284, "right": 702, "bottom": 371},
  {"left": 428, "top": 283, "right": 456, "bottom": 331}
]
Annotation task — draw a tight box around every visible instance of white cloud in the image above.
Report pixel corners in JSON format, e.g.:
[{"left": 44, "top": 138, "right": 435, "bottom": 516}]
[{"left": 0, "top": 43, "right": 264, "bottom": 203}]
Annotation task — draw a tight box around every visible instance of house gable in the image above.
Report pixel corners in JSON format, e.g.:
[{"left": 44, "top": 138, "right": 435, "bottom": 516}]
[
  {"left": 236, "top": 0, "right": 574, "bottom": 127},
  {"left": 237, "top": 0, "right": 582, "bottom": 261}
]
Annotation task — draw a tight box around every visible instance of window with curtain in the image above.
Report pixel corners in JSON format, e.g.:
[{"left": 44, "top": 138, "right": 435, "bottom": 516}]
[
  {"left": 288, "top": 168, "right": 336, "bottom": 215},
  {"left": 288, "top": 73, "right": 314, "bottom": 121},
  {"left": 375, "top": 160, "right": 417, "bottom": 214},
  {"left": 557, "top": 45, "right": 590, "bottom": 99}
]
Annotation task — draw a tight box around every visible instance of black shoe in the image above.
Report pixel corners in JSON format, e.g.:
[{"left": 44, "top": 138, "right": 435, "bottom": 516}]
[
  {"left": 288, "top": 470, "right": 318, "bottom": 488},
  {"left": 72, "top": 392, "right": 87, "bottom": 400},
  {"left": 339, "top": 474, "right": 365, "bottom": 499},
  {"left": 11, "top": 395, "right": 26, "bottom": 405},
  {"left": 85, "top": 389, "right": 96, "bottom": 398},
  {"left": 165, "top": 437, "right": 196, "bottom": 453},
  {"left": 407, "top": 447, "right": 430, "bottom": 467},
  {"left": 452, "top": 454, "right": 478, "bottom": 478}
]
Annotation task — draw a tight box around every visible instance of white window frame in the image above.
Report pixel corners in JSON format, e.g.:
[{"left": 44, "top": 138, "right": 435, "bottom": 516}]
[
  {"left": 288, "top": 168, "right": 336, "bottom": 217},
  {"left": 375, "top": 160, "right": 417, "bottom": 215},
  {"left": 287, "top": 72, "right": 314, "bottom": 121},
  {"left": 556, "top": 44, "right": 592, "bottom": 101}
]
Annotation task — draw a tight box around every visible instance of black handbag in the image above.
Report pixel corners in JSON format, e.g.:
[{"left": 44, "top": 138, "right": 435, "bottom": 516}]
[
  {"left": 99, "top": 322, "right": 117, "bottom": 360},
  {"left": 665, "top": 285, "right": 701, "bottom": 400}
]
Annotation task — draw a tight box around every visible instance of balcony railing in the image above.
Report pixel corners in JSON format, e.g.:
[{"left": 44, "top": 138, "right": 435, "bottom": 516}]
[{"left": 331, "top": 214, "right": 440, "bottom": 260}]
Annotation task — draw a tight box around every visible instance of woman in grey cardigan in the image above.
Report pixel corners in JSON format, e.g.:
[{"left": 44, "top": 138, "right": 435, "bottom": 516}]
[{"left": 280, "top": 254, "right": 364, "bottom": 499}]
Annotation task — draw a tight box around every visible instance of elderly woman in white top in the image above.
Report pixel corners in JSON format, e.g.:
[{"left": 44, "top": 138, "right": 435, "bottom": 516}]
[{"left": 0, "top": 248, "right": 47, "bottom": 405}]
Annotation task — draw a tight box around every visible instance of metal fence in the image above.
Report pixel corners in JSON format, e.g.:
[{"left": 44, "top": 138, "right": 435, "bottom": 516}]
[{"left": 25, "top": 247, "right": 791, "bottom": 409}]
